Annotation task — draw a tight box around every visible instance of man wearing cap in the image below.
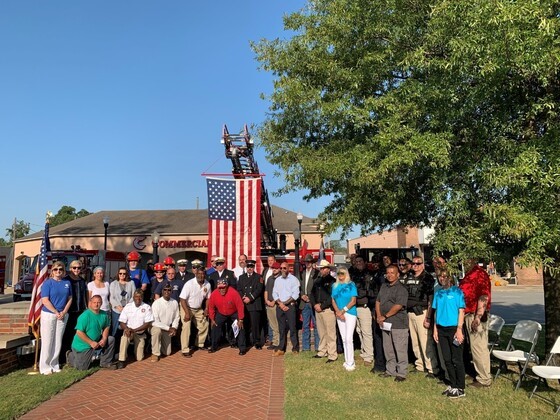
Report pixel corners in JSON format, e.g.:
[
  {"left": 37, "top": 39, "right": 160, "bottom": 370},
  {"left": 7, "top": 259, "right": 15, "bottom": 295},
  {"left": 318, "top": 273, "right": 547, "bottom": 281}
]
[
  {"left": 208, "top": 257, "right": 236, "bottom": 291},
  {"left": 179, "top": 266, "right": 211, "bottom": 357},
  {"left": 300, "top": 254, "right": 320, "bottom": 352},
  {"left": 154, "top": 267, "right": 185, "bottom": 301},
  {"left": 150, "top": 284, "right": 180, "bottom": 362},
  {"left": 207, "top": 278, "right": 247, "bottom": 355},
  {"left": 176, "top": 259, "right": 195, "bottom": 283},
  {"left": 238, "top": 260, "right": 264, "bottom": 349},
  {"left": 264, "top": 261, "right": 281, "bottom": 350},
  {"left": 272, "top": 262, "right": 301, "bottom": 356},
  {"left": 117, "top": 289, "right": 154, "bottom": 368},
  {"left": 310, "top": 260, "right": 337, "bottom": 362}
]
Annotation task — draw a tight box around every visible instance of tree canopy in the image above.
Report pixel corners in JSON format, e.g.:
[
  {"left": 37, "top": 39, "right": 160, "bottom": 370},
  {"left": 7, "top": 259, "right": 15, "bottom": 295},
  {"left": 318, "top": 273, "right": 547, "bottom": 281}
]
[
  {"left": 49, "top": 206, "right": 91, "bottom": 227},
  {"left": 254, "top": 1, "right": 560, "bottom": 344}
]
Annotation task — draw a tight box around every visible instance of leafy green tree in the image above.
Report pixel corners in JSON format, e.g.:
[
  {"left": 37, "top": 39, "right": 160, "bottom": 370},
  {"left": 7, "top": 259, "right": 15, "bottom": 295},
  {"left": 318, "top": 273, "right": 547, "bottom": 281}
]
[
  {"left": 5, "top": 220, "right": 31, "bottom": 245},
  {"left": 254, "top": 0, "right": 560, "bottom": 347},
  {"left": 50, "top": 206, "right": 91, "bottom": 227},
  {"left": 328, "top": 239, "right": 347, "bottom": 254}
]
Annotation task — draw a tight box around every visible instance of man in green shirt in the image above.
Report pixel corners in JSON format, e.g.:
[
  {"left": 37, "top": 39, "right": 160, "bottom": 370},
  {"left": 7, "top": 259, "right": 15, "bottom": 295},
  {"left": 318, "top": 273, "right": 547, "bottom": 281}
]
[{"left": 67, "top": 295, "right": 117, "bottom": 370}]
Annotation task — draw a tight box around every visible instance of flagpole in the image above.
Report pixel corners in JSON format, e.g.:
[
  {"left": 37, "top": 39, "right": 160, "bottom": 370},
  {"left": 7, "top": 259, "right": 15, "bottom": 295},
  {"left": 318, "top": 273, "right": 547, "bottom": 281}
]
[{"left": 27, "top": 211, "right": 52, "bottom": 375}]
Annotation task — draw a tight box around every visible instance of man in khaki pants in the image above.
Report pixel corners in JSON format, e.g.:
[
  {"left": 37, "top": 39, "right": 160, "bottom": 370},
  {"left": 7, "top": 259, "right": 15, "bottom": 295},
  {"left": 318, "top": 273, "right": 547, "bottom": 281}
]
[
  {"left": 264, "top": 262, "right": 281, "bottom": 350},
  {"left": 179, "top": 266, "right": 211, "bottom": 357},
  {"left": 310, "top": 260, "right": 337, "bottom": 362},
  {"left": 460, "top": 259, "right": 492, "bottom": 387}
]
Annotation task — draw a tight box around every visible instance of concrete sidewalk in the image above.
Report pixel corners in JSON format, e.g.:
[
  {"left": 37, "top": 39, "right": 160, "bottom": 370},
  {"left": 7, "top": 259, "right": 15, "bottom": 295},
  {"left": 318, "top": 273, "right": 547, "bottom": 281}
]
[{"left": 21, "top": 346, "right": 285, "bottom": 420}]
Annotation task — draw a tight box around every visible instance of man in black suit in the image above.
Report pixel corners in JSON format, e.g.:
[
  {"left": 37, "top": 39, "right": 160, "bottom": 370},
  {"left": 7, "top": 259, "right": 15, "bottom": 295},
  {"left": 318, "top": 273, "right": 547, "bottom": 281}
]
[
  {"left": 238, "top": 260, "right": 264, "bottom": 349},
  {"left": 299, "top": 254, "right": 320, "bottom": 352},
  {"left": 208, "top": 256, "right": 236, "bottom": 290}
]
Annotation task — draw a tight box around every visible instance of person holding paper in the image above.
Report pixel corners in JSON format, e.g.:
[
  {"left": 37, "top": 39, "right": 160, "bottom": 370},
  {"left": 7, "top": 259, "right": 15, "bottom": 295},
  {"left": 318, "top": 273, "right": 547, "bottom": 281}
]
[
  {"left": 376, "top": 265, "right": 409, "bottom": 382},
  {"left": 207, "top": 278, "right": 247, "bottom": 355}
]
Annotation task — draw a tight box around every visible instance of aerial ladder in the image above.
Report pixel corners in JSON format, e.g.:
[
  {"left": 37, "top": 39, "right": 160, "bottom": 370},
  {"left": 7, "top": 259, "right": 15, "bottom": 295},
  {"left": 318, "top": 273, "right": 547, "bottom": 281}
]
[{"left": 221, "top": 124, "right": 277, "bottom": 252}]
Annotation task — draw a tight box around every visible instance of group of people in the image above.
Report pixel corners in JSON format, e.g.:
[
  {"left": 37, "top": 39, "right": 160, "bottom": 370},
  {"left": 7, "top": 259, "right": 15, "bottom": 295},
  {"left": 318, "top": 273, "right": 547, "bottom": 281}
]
[{"left": 38, "top": 250, "right": 493, "bottom": 400}]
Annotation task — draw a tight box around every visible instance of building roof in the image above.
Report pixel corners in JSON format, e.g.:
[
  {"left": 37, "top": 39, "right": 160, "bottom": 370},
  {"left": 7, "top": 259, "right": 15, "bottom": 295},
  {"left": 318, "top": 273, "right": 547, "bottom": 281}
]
[{"left": 17, "top": 206, "right": 319, "bottom": 241}]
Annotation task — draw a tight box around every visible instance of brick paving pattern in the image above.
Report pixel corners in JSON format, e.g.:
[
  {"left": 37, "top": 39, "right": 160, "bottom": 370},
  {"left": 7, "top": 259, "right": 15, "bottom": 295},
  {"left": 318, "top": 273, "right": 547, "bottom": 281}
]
[{"left": 21, "top": 347, "right": 284, "bottom": 420}]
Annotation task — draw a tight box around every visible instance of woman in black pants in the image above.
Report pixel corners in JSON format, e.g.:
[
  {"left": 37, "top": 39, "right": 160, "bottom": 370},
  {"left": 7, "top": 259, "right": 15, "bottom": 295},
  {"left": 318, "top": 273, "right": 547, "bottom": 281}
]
[{"left": 432, "top": 269, "right": 466, "bottom": 399}]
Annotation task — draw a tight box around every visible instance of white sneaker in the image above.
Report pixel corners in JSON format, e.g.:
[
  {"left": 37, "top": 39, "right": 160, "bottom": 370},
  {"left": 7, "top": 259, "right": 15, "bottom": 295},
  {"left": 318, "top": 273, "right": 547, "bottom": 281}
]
[{"left": 345, "top": 363, "right": 356, "bottom": 371}]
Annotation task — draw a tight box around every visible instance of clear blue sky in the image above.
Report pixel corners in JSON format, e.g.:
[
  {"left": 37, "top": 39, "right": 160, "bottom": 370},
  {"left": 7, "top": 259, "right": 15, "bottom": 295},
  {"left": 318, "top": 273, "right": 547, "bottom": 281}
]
[{"left": 0, "top": 1, "right": 346, "bottom": 242}]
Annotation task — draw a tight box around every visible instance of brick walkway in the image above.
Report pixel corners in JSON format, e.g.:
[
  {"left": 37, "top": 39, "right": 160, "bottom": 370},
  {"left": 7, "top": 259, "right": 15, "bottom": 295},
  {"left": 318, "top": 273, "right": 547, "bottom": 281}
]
[{"left": 21, "top": 347, "right": 284, "bottom": 420}]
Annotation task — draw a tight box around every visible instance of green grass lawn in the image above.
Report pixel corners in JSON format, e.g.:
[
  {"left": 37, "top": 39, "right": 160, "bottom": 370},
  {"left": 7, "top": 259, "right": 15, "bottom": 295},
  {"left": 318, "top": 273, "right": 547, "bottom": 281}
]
[
  {"left": 284, "top": 328, "right": 558, "bottom": 419},
  {"left": 0, "top": 364, "right": 96, "bottom": 419}
]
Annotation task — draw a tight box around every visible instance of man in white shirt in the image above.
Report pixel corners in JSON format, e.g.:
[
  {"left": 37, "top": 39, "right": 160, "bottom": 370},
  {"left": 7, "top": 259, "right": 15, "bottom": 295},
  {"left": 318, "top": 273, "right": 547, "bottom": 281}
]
[
  {"left": 150, "top": 284, "right": 180, "bottom": 362},
  {"left": 117, "top": 289, "right": 154, "bottom": 369},
  {"left": 179, "top": 267, "right": 211, "bottom": 357},
  {"left": 233, "top": 254, "right": 248, "bottom": 282}
]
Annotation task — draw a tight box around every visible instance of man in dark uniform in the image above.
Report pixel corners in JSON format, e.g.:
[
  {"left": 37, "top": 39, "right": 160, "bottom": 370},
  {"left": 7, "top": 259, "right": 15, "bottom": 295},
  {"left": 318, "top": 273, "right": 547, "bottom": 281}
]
[
  {"left": 176, "top": 259, "right": 195, "bottom": 283},
  {"left": 208, "top": 256, "right": 236, "bottom": 290},
  {"left": 237, "top": 260, "right": 264, "bottom": 349}
]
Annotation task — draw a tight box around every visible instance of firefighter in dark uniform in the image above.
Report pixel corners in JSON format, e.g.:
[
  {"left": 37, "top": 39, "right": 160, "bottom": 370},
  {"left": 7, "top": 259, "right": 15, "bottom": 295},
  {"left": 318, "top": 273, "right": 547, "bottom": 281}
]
[{"left": 237, "top": 260, "right": 264, "bottom": 349}]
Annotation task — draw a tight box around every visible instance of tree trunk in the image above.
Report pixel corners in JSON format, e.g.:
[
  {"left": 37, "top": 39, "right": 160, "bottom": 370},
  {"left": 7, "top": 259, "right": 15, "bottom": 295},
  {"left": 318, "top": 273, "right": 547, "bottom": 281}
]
[{"left": 543, "top": 267, "right": 560, "bottom": 353}]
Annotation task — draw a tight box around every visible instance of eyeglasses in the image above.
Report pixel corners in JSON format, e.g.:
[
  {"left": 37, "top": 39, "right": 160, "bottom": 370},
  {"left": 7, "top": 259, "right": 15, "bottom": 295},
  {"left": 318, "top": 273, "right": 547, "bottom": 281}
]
[
  {"left": 337, "top": 272, "right": 345, "bottom": 276},
  {"left": 163, "top": 288, "right": 172, "bottom": 292},
  {"left": 71, "top": 266, "right": 81, "bottom": 270},
  {"left": 216, "top": 262, "right": 224, "bottom": 265},
  {"left": 52, "top": 268, "right": 63, "bottom": 272},
  {"left": 280, "top": 267, "right": 289, "bottom": 270},
  {"left": 412, "top": 262, "right": 423, "bottom": 266},
  {"left": 118, "top": 272, "right": 127, "bottom": 276}
]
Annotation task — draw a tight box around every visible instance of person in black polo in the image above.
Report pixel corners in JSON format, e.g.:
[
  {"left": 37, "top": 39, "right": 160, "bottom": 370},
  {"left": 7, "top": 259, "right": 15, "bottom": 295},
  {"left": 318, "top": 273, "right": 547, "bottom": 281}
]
[
  {"left": 351, "top": 256, "right": 375, "bottom": 367},
  {"left": 310, "top": 260, "right": 337, "bottom": 362}
]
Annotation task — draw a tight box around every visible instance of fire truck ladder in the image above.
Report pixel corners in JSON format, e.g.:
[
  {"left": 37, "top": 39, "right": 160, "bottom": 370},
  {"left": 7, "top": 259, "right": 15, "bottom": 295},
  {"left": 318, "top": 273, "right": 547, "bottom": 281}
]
[{"left": 222, "top": 124, "right": 277, "bottom": 250}]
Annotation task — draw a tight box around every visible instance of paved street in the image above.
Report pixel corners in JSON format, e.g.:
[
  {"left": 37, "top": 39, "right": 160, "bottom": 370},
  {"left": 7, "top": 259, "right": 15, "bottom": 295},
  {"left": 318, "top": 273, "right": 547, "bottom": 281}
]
[{"left": 490, "top": 286, "right": 544, "bottom": 324}]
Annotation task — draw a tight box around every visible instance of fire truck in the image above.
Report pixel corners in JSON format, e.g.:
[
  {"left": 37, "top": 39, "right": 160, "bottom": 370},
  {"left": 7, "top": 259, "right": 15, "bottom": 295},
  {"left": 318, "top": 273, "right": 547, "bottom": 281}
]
[
  {"left": 13, "top": 248, "right": 126, "bottom": 302},
  {"left": 221, "top": 125, "right": 333, "bottom": 271}
]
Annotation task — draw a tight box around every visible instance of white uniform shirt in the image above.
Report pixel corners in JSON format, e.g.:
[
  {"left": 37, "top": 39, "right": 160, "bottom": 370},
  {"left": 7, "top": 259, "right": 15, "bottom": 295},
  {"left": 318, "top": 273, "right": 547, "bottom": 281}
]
[
  {"left": 179, "top": 279, "right": 211, "bottom": 309},
  {"left": 151, "top": 297, "right": 180, "bottom": 330},
  {"left": 118, "top": 302, "right": 154, "bottom": 330}
]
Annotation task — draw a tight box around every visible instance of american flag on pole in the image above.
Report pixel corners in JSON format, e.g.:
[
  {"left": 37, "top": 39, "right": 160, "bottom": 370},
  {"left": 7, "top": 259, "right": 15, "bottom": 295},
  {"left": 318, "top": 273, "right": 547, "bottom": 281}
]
[
  {"left": 207, "top": 177, "right": 262, "bottom": 272},
  {"left": 28, "top": 222, "right": 51, "bottom": 333}
]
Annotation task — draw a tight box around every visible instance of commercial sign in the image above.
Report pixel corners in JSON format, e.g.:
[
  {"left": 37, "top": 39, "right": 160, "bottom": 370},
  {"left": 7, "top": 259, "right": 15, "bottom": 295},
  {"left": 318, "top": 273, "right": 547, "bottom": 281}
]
[{"left": 133, "top": 236, "right": 208, "bottom": 251}]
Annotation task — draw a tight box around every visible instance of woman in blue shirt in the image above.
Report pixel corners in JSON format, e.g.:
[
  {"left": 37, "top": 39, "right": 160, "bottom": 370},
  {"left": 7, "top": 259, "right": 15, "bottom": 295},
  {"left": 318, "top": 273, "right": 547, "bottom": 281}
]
[
  {"left": 39, "top": 261, "right": 72, "bottom": 375},
  {"left": 432, "top": 269, "right": 466, "bottom": 398},
  {"left": 331, "top": 267, "right": 358, "bottom": 371}
]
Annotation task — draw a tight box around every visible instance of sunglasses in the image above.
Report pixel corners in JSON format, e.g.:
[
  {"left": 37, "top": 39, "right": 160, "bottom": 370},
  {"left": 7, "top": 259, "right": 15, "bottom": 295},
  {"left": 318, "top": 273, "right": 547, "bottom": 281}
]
[
  {"left": 281, "top": 267, "right": 289, "bottom": 270},
  {"left": 71, "top": 266, "right": 81, "bottom": 270},
  {"left": 412, "top": 262, "right": 423, "bottom": 266},
  {"left": 216, "top": 262, "right": 225, "bottom": 265},
  {"left": 337, "top": 272, "right": 345, "bottom": 275},
  {"left": 52, "top": 268, "right": 63, "bottom": 272},
  {"left": 118, "top": 272, "right": 127, "bottom": 275},
  {"left": 163, "top": 288, "right": 172, "bottom": 292}
]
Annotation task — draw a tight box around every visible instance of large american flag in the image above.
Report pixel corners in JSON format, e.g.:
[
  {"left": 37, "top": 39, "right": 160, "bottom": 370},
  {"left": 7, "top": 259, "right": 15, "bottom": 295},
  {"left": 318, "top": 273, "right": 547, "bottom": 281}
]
[
  {"left": 28, "top": 222, "right": 51, "bottom": 332},
  {"left": 207, "top": 177, "right": 262, "bottom": 272}
]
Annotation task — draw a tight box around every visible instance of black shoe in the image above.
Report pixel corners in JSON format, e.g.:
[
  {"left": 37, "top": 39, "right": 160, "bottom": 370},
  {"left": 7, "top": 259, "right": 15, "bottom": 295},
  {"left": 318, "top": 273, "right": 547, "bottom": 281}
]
[
  {"left": 117, "top": 361, "right": 125, "bottom": 369},
  {"left": 198, "top": 346, "right": 209, "bottom": 351},
  {"left": 208, "top": 348, "right": 216, "bottom": 354},
  {"left": 100, "top": 363, "right": 118, "bottom": 370},
  {"left": 255, "top": 345, "right": 262, "bottom": 350},
  {"left": 267, "top": 345, "right": 276, "bottom": 350},
  {"left": 326, "top": 359, "right": 335, "bottom": 364},
  {"left": 182, "top": 352, "right": 192, "bottom": 358},
  {"left": 230, "top": 344, "right": 238, "bottom": 348},
  {"left": 395, "top": 376, "right": 406, "bottom": 382},
  {"left": 378, "top": 372, "right": 392, "bottom": 378},
  {"left": 426, "top": 373, "right": 436, "bottom": 379},
  {"left": 239, "top": 350, "right": 246, "bottom": 356},
  {"left": 313, "top": 355, "right": 323, "bottom": 359}
]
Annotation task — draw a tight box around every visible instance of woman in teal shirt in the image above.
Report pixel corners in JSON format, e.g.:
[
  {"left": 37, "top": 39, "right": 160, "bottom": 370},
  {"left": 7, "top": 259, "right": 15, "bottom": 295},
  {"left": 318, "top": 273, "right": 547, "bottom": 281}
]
[{"left": 331, "top": 267, "right": 358, "bottom": 371}]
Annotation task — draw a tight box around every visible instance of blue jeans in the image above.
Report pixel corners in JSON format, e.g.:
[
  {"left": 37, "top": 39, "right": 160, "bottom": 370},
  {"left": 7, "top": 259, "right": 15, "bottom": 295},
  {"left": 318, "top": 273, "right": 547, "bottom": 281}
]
[{"left": 301, "top": 303, "right": 319, "bottom": 351}]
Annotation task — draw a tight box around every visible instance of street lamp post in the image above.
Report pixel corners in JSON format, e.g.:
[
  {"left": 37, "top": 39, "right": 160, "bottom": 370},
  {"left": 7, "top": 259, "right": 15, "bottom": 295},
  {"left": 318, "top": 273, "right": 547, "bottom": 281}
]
[
  {"left": 293, "top": 228, "right": 301, "bottom": 280},
  {"left": 151, "top": 231, "right": 160, "bottom": 263},
  {"left": 103, "top": 216, "right": 109, "bottom": 252}
]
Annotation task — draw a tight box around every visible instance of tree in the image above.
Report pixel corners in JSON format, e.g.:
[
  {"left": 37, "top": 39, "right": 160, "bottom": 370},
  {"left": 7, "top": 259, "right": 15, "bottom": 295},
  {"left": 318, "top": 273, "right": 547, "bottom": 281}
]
[
  {"left": 328, "top": 239, "right": 347, "bottom": 254},
  {"left": 253, "top": 0, "right": 560, "bottom": 348},
  {"left": 5, "top": 220, "right": 31, "bottom": 245},
  {"left": 50, "top": 206, "right": 91, "bottom": 227}
]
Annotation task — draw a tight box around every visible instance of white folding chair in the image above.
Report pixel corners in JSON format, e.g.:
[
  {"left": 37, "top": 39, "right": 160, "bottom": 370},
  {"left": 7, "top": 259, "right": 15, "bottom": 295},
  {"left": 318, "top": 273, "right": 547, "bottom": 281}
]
[
  {"left": 530, "top": 336, "right": 560, "bottom": 413},
  {"left": 492, "top": 320, "right": 542, "bottom": 390},
  {"left": 487, "top": 314, "right": 506, "bottom": 353}
]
